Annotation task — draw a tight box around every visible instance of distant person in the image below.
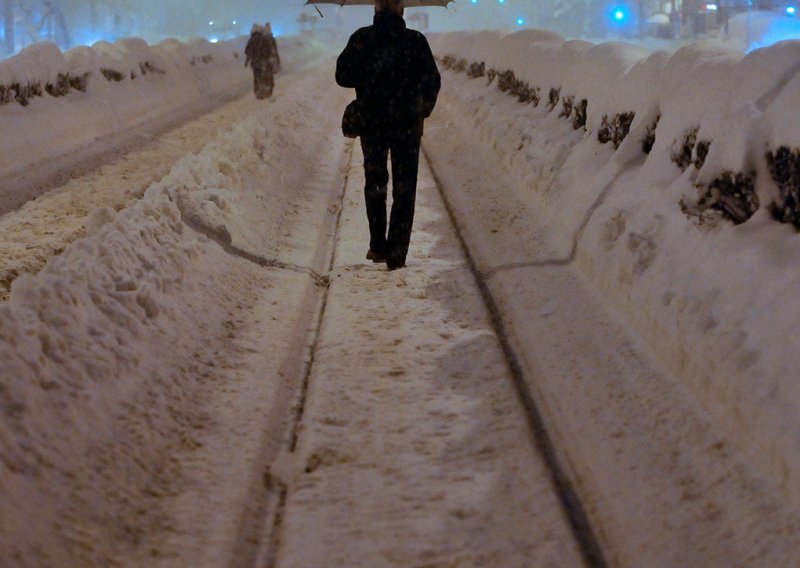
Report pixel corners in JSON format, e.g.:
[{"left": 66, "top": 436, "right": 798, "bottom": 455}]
[
  {"left": 264, "top": 22, "right": 281, "bottom": 74},
  {"left": 244, "top": 24, "right": 275, "bottom": 99},
  {"left": 335, "top": 0, "right": 440, "bottom": 271}
]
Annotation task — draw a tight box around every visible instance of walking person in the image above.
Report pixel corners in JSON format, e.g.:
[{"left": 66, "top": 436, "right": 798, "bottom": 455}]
[
  {"left": 336, "top": 0, "right": 441, "bottom": 270},
  {"left": 245, "top": 24, "right": 275, "bottom": 99},
  {"left": 264, "top": 22, "right": 281, "bottom": 74}
]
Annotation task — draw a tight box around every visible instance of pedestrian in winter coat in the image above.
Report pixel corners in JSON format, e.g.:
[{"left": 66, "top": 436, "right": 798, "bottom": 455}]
[
  {"left": 245, "top": 24, "right": 276, "bottom": 99},
  {"left": 264, "top": 23, "right": 281, "bottom": 74},
  {"left": 335, "top": 0, "right": 441, "bottom": 270}
]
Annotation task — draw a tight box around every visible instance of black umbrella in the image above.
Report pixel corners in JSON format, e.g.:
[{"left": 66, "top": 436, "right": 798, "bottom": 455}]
[{"left": 305, "top": 0, "right": 453, "bottom": 7}]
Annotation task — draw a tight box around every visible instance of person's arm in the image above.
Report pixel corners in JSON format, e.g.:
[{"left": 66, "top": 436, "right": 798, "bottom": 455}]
[
  {"left": 336, "top": 32, "right": 363, "bottom": 88},
  {"left": 417, "top": 35, "right": 441, "bottom": 118}
]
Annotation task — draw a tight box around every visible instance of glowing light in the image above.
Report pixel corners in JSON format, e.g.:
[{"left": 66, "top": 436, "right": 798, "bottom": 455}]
[
  {"left": 498, "top": 0, "right": 505, "bottom": 4},
  {"left": 209, "top": 21, "right": 214, "bottom": 26},
  {"left": 209, "top": 37, "right": 219, "bottom": 43},
  {"left": 705, "top": 3, "right": 718, "bottom": 10},
  {"left": 516, "top": 17, "right": 525, "bottom": 25},
  {"left": 614, "top": 9, "right": 626, "bottom": 20},
  {"left": 232, "top": 20, "right": 237, "bottom": 25},
  {"left": 787, "top": 5, "right": 797, "bottom": 15},
  {"left": 471, "top": 0, "right": 478, "bottom": 3}
]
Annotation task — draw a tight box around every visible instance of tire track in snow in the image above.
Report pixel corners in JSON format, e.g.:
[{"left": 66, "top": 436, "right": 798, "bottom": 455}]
[
  {"left": 236, "top": 140, "right": 355, "bottom": 568},
  {"left": 269, "top": 133, "right": 585, "bottom": 565},
  {"left": 422, "top": 144, "right": 608, "bottom": 568}
]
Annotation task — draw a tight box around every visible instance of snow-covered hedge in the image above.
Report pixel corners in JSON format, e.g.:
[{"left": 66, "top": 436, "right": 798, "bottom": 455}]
[
  {"left": 0, "top": 36, "right": 249, "bottom": 179},
  {"left": 431, "top": 31, "right": 800, "bottom": 508},
  {"left": 0, "top": 36, "right": 242, "bottom": 106},
  {"left": 432, "top": 32, "right": 800, "bottom": 227}
]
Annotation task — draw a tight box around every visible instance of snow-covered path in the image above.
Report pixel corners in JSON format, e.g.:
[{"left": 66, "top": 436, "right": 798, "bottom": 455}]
[
  {"left": 272, "top": 141, "right": 584, "bottom": 567},
  {"left": 3, "top": 49, "right": 800, "bottom": 567}
]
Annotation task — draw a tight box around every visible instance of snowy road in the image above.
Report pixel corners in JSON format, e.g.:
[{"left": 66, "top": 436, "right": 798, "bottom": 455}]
[
  {"left": 3, "top": 52, "right": 800, "bottom": 566},
  {"left": 270, "top": 138, "right": 586, "bottom": 567}
]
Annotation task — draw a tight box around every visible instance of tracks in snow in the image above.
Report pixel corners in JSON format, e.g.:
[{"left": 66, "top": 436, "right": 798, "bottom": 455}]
[
  {"left": 249, "top": 113, "right": 800, "bottom": 566},
  {"left": 422, "top": 146, "right": 607, "bottom": 568},
  {"left": 253, "top": 139, "right": 602, "bottom": 567}
]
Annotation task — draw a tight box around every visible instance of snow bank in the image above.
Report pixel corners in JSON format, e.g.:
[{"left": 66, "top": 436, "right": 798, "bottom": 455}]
[
  {"left": 0, "top": 35, "right": 249, "bottom": 180},
  {"left": 431, "top": 30, "right": 800, "bottom": 507},
  {"left": 0, "top": 63, "right": 344, "bottom": 565}
]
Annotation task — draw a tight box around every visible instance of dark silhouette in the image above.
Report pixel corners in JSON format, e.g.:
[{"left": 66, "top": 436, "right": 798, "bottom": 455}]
[
  {"left": 264, "top": 23, "right": 281, "bottom": 74},
  {"left": 336, "top": 0, "right": 441, "bottom": 270},
  {"left": 245, "top": 23, "right": 279, "bottom": 99}
]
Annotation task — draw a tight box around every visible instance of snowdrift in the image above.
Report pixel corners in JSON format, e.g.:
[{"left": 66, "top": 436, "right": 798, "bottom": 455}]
[
  {"left": 0, "top": 64, "right": 345, "bottom": 564},
  {"left": 0, "top": 36, "right": 250, "bottom": 180},
  {"left": 430, "top": 30, "right": 800, "bottom": 507}
]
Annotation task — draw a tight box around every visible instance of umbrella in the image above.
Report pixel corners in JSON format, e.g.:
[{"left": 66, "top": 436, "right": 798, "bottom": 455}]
[{"left": 305, "top": 0, "right": 453, "bottom": 7}]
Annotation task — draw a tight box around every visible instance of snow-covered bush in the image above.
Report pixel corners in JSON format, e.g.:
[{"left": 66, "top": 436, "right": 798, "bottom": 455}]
[
  {"left": 558, "top": 94, "right": 573, "bottom": 118},
  {"left": 701, "top": 171, "right": 759, "bottom": 223},
  {"left": 0, "top": 35, "right": 246, "bottom": 108},
  {"left": 767, "top": 146, "right": 800, "bottom": 228},
  {"left": 0, "top": 34, "right": 251, "bottom": 181},
  {"left": 597, "top": 112, "right": 635, "bottom": 148},
  {"left": 0, "top": 42, "right": 65, "bottom": 105},
  {"left": 642, "top": 115, "right": 659, "bottom": 154},
  {"left": 432, "top": 33, "right": 793, "bottom": 227},
  {"left": 466, "top": 61, "right": 485, "bottom": 78},
  {"left": 671, "top": 126, "right": 699, "bottom": 169},
  {"left": 547, "top": 87, "right": 560, "bottom": 110},
  {"left": 572, "top": 98, "right": 587, "bottom": 130}
]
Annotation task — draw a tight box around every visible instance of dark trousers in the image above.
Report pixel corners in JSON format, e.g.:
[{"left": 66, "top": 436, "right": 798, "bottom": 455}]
[{"left": 360, "top": 124, "right": 422, "bottom": 265}]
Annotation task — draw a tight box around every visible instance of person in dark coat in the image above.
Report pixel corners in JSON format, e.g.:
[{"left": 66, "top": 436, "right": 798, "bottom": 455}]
[
  {"left": 336, "top": 0, "right": 441, "bottom": 270},
  {"left": 245, "top": 24, "right": 275, "bottom": 99},
  {"left": 264, "top": 22, "right": 281, "bottom": 74}
]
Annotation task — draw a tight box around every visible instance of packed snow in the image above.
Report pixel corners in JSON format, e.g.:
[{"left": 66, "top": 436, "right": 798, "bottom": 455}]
[{"left": 2, "top": 24, "right": 800, "bottom": 566}]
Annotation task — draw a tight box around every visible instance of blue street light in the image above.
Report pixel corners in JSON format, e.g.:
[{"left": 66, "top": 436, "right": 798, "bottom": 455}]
[
  {"left": 613, "top": 9, "right": 626, "bottom": 21},
  {"left": 498, "top": 0, "right": 505, "bottom": 4},
  {"left": 787, "top": 5, "right": 797, "bottom": 15},
  {"left": 471, "top": 0, "right": 477, "bottom": 3},
  {"left": 516, "top": 17, "right": 525, "bottom": 25}
]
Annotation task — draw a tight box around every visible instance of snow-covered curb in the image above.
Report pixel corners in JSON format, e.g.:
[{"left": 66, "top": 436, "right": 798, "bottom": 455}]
[
  {"left": 0, "top": 36, "right": 250, "bottom": 180},
  {"left": 429, "top": 30, "right": 800, "bottom": 506}
]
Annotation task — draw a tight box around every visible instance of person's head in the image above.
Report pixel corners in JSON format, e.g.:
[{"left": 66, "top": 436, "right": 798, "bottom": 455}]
[
  {"left": 251, "top": 23, "right": 263, "bottom": 34},
  {"left": 264, "top": 22, "right": 272, "bottom": 35},
  {"left": 375, "top": 0, "right": 404, "bottom": 16}
]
